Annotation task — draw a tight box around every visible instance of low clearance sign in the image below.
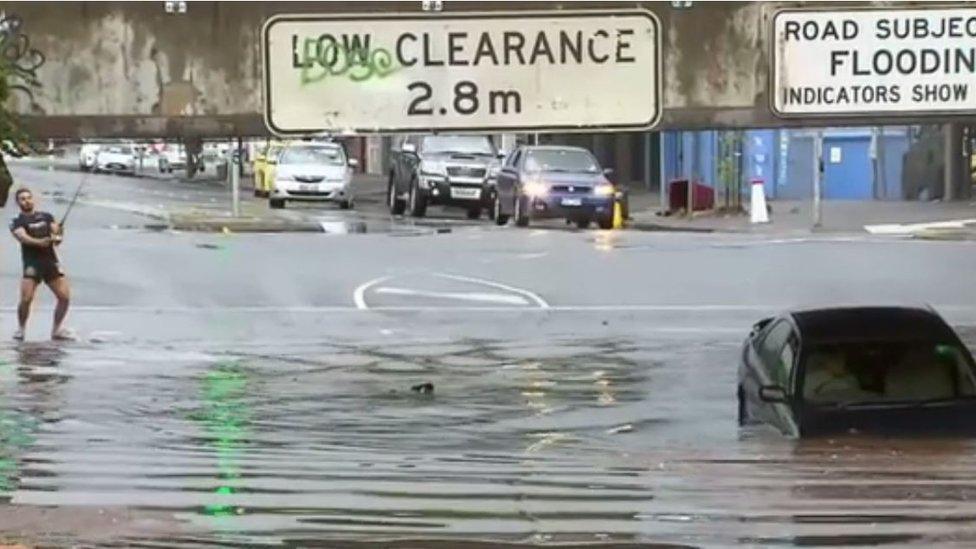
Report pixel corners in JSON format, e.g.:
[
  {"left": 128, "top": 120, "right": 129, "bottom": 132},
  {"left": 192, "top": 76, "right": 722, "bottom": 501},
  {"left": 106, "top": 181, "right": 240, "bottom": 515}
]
[
  {"left": 262, "top": 10, "right": 660, "bottom": 134},
  {"left": 773, "top": 7, "right": 976, "bottom": 116}
]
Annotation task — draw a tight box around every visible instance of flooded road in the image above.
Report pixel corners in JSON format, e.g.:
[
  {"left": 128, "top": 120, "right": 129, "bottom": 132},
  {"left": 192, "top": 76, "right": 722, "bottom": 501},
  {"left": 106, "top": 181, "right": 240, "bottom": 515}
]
[
  {"left": 3, "top": 328, "right": 976, "bottom": 547},
  {"left": 7, "top": 163, "right": 976, "bottom": 546}
]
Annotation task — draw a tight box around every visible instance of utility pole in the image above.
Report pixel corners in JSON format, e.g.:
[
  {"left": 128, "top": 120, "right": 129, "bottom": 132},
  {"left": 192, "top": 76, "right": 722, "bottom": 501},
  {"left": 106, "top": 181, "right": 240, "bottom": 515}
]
[
  {"left": 944, "top": 123, "right": 963, "bottom": 201},
  {"left": 813, "top": 131, "right": 823, "bottom": 229},
  {"left": 230, "top": 138, "right": 241, "bottom": 217},
  {"left": 688, "top": 131, "right": 697, "bottom": 216},
  {"left": 877, "top": 126, "right": 886, "bottom": 200}
]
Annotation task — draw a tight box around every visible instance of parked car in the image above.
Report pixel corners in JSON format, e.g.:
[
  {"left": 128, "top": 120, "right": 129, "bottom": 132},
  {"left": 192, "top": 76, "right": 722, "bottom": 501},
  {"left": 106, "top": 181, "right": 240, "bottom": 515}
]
[
  {"left": 493, "top": 145, "right": 616, "bottom": 229},
  {"left": 253, "top": 141, "right": 285, "bottom": 197},
  {"left": 95, "top": 144, "right": 137, "bottom": 175},
  {"left": 388, "top": 134, "right": 504, "bottom": 219},
  {"left": 269, "top": 141, "right": 357, "bottom": 209},
  {"left": 738, "top": 306, "right": 976, "bottom": 437},
  {"left": 158, "top": 144, "right": 188, "bottom": 174},
  {"left": 78, "top": 143, "right": 101, "bottom": 171}
]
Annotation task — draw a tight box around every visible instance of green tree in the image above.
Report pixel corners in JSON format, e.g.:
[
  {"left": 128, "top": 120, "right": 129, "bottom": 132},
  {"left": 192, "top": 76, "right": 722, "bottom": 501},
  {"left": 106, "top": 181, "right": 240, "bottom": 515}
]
[{"left": 0, "top": 19, "right": 43, "bottom": 207}]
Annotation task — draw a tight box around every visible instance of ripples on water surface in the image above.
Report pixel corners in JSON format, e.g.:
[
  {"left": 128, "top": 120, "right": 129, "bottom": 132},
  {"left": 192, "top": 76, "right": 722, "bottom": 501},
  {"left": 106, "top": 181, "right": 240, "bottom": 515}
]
[{"left": 2, "top": 334, "right": 976, "bottom": 546}]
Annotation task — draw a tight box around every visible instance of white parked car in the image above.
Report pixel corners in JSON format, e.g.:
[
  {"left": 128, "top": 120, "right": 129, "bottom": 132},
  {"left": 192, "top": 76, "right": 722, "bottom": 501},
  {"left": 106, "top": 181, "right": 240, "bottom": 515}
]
[
  {"left": 95, "top": 144, "right": 137, "bottom": 175},
  {"left": 157, "top": 144, "right": 187, "bottom": 174},
  {"left": 269, "top": 142, "right": 357, "bottom": 210},
  {"left": 78, "top": 143, "right": 100, "bottom": 171}
]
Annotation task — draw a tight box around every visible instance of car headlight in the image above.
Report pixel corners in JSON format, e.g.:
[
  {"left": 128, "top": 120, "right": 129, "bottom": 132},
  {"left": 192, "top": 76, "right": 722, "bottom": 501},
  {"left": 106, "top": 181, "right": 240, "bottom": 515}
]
[
  {"left": 523, "top": 181, "right": 548, "bottom": 197},
  {"left": 593, "top": 184, "right": 615, "bottom": 197},
  {"left": 487, "top": 164, "right": 501, "bottom": 180},
  {"left": 419, "top": 161, "right": 446, "bottom": 178}
]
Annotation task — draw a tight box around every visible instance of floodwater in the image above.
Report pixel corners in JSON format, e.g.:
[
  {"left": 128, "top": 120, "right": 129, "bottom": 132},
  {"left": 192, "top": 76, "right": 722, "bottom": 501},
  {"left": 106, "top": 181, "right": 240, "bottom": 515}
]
[{"left": 3, "top": 332, "right": 976, "bottom": 547}]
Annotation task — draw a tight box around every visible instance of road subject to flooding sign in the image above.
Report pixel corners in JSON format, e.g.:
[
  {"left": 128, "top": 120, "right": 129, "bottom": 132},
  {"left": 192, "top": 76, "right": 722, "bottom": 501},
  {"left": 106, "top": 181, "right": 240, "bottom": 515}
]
[
  {"left": 773, "top": 7, "right": 976, "bottom": 116},
  {"left": 262, "top": 10, "right": 661, "bottom": 134}
]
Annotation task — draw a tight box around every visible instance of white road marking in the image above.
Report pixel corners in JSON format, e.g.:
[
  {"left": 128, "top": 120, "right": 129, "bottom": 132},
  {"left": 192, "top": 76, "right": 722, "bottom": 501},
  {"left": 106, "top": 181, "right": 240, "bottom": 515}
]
[
  {"left": 353, "top": 276, "right": 392, "bottom": 310},
  {"left": 432, "top": 273, "right": 551, "bottom": 309},
  {"left": 374, "top": 286, "right": 530, "bottom": 305},
  {"left": 865, "top": 219, "right": 976, "bottom": 235}
]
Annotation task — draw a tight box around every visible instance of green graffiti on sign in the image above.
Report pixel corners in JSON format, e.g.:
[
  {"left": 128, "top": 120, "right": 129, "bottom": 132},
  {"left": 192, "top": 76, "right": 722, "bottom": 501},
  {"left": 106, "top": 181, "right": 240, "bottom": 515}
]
[{"left": 298, "top": 37, "right": 397, "bottom": 86}]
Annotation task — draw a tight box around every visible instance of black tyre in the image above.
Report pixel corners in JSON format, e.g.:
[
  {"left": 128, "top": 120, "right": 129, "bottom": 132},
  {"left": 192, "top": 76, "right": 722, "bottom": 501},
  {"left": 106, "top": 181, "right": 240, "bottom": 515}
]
[
  {"left": 388, "top": 179, "right": 406, "bottom": 215},
  {"left": 269, "top": 198, "right": 285, "bottom": 209},
  {"left": 514, "top": 195, "right": 530, "bottom": 227},
  {"left": 737, "top": 385, "right": 748, "bottom": 426},
  {"left": 466, "top": 207, "right": 481, "bottom": 220},
  {"left": 409, "top": 179, "right": 427, "bottom": 218},
  {"left": 575, "top": 218, "right": 591, "bottom": 229},
  {"left": 339, "top": 200, "right": 353, "bottom": 210},
  {"left": 494, "top": 193, "right": 510, "bottom": 226},
  {"left": 597, "top": 215, "right": 614, "bottom": 230}
]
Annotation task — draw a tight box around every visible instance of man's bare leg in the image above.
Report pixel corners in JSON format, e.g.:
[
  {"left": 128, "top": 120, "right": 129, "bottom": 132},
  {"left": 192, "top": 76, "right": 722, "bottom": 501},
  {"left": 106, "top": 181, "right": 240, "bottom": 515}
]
[
  {"left": 16, "top": 278, "right": 39, "bottom": 340},
  {"left": 47, "top": 276, "right": 71, "bottom": 339}
]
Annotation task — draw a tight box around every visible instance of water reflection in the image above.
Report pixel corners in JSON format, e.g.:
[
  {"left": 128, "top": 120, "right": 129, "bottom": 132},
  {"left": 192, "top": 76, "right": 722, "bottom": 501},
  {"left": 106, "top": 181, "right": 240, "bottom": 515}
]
[
  {"left": 189, "top": 360, "right": 252, "bottom": 519},
  {"left": 0, "top": 344, "right": 68, "bottom": 503}
]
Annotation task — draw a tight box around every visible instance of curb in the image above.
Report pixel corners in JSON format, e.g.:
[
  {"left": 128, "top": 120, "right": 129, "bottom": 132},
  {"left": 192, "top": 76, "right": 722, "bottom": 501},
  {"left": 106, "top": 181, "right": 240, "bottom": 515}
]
[
  {"left": 165, "top": 216, "right": 325, "bottom": 233},
  {"left": 913, "top": 228, "right": 976, "bottom": 241}
]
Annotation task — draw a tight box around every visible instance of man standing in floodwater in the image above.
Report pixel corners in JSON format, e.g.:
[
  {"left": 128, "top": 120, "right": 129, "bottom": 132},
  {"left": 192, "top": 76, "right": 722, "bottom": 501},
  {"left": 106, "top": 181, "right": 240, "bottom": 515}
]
[{"left": 9, "top": 188, "right": 73, "bottom": 341}]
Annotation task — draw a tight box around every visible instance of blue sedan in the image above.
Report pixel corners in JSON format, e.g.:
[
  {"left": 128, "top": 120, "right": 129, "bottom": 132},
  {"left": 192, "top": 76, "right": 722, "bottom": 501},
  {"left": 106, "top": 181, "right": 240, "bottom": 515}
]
[{"left": 492, "top": 146, "right": 616, "bottom": 230}]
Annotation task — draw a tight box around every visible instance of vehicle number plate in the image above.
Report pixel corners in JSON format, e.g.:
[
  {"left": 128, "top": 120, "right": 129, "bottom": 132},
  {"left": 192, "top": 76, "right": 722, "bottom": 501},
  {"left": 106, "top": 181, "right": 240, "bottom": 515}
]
[
  {"left": 451, "top": 187, "right": 481, "bottom": 200},
  {"left": 300, "top": 184, "right": 317, "bottom": 192},
  {"left": 561, "top": 197, "right": 582, "bottom": 207}
]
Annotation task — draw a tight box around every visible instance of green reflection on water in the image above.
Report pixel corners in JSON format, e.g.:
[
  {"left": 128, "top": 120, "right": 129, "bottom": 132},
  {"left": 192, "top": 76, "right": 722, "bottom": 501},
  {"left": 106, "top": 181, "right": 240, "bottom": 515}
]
[
  {"left": 191, "top": 360, "right": 251, "bottom": 518},
  {"left": 0, "top": 359, "right": 38, "bottom": 499}
]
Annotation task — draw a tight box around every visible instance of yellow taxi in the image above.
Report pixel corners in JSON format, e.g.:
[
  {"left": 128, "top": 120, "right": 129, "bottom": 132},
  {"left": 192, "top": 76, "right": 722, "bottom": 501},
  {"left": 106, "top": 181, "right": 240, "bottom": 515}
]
[{"left": 252, "top": 141, "right": 285, "bottom": 197}]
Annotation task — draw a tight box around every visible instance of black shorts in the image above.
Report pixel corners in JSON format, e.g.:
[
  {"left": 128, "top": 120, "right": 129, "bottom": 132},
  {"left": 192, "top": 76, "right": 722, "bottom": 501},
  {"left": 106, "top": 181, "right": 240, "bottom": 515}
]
[{"left": 23, "top": 260, "right": 64, "bottom": 282}]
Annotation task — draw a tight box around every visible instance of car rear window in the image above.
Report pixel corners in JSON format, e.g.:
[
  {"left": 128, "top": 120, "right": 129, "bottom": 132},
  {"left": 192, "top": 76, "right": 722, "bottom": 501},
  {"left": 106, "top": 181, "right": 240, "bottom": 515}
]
[
  {"left": 279, "top": 147, "right": 345, "bottom": 165},
  {"left": 525, "top": 150, "right": 600, "bottom": 174},
  {"left": 802, "top": 342, "right": 976, "bottom": 404}
]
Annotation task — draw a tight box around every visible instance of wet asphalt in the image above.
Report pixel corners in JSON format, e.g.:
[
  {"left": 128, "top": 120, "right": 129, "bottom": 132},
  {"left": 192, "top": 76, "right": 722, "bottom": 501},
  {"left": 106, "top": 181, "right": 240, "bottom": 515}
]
[{"left": 1, "top": 165, "right": 976, "bottom": 547}]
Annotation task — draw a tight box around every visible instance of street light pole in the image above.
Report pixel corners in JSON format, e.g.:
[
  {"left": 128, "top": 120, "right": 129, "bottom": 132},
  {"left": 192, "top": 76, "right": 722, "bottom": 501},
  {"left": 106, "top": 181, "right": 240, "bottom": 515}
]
[
  {"left": 230, "top": 140, "right": 241, "bottom": 217},
  {"left": 813, "top": 131, "right": 823, "bottom": 229}
]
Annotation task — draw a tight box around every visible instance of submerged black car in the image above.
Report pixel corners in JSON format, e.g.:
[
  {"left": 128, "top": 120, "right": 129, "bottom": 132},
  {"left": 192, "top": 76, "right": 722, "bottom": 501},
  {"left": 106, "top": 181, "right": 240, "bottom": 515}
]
[{"left": 738, "top": 306, "right": 976, "bottom": 437}]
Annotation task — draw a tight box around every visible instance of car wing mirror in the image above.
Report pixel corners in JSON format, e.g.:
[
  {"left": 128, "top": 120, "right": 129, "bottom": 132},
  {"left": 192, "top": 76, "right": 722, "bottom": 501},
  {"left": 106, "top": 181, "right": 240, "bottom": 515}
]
[
  {"left": 348, "top": 158, "right": 359, "bottom": 168},
  {"left": 401, "top": 143, "right": 417, "bottom": 154},
  {"left": 603, "top": 167, "right": 614, "bottom": 177},
  {"left": 759, "top": 385, "right": 788, "bottom": 404},
  {"left": 750, "top": 317, "right": 773, "bottom": 338}
]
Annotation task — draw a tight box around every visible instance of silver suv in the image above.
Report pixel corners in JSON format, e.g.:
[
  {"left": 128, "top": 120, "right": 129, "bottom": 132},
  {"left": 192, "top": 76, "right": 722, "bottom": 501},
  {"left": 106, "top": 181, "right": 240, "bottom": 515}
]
[{"left": 388, "top": 135, "right": 504, "bottom": 219}]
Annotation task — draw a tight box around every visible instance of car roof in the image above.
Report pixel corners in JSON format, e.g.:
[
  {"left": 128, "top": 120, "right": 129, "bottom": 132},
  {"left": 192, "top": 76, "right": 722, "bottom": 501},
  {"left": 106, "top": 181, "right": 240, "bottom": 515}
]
[
  {"left": 787, "top": 306, "right": 954, "bottom": 345},
  {"left": 284, "top": 141, "right": 341, "bottom": 150},
  {"left": 521, "top": 145, "right": 592, "bottom": 153}
]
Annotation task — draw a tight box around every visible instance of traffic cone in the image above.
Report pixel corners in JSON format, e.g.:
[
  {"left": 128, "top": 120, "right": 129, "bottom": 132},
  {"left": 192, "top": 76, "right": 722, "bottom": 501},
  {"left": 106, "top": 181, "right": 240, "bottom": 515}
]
[
  {"left": 612, "top": 199, "right": 624, "bottom": 229},
  {"left": 750, "top": 178, "right": 769, "bottom": 224}
]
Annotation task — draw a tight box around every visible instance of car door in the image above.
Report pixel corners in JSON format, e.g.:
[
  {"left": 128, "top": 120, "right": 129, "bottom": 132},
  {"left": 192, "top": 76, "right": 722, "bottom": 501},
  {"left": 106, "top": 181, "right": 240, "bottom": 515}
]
[
  {"left": 393, "top": 135, "right": 419, "bottom": 195},
  {"left": 263, "top": 145, "right": 278, "bottom": 192},
  {"left": 403, "top": 135, "right": 423, "bottom": 187},
  {"left": 253, "top": 144, "right": 269, "bottom": 191},
  {"left": 748, "top": 320, "right": 799, "bottom": 433},
  {"left": 496, "top": 148, "right": 522, "bottom": 215},
  {"left": 390, "top": 136, "right": 407, "bottom": 194}
]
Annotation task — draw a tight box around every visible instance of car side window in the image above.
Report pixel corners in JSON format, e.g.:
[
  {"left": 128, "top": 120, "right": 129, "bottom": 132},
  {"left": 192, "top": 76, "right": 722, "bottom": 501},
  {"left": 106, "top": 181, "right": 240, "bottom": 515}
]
[
  {"left": 509, "top": 149, "right": 522, "bottom": 169},
  {"left": 759, "top": 321, "right": 796, "bottom": 389}
]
